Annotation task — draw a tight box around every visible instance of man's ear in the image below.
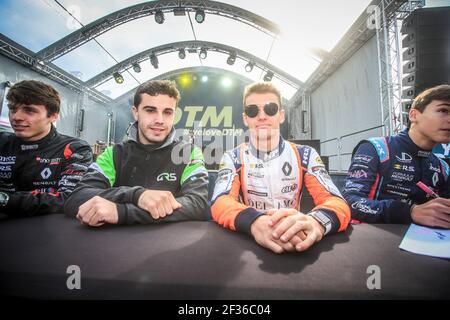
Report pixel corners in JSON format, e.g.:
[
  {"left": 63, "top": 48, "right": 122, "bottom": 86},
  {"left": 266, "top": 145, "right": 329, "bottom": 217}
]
[
  {"left": 242, "top": 112, "right": 249, "bottom": 127},
  {"left": 131, "top": 106, "right": 139, "bottom": 121},
  {"left": 279, "top": 109, "right": 285, "bottom": 124},
  {"left": 49, "top": 112, "right": 59, "bottom": 123},
  {"left": 409, "top": 108, "right": 418, "bottom": 124}
]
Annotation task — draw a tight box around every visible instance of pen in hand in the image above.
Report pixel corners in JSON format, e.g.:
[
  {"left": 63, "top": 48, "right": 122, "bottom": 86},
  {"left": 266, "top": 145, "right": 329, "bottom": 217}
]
[{"left": 416, "top": 181, "right": 440, "bottom": 199}]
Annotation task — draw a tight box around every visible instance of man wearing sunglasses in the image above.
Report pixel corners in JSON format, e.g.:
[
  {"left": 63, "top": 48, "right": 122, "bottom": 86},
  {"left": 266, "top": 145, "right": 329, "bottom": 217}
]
[{"left": 211, "top": 82, "right": 350, "bottom": 253}]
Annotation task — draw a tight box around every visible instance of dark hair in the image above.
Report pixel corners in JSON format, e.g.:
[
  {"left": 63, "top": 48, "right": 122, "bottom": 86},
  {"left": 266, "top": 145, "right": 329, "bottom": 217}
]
[
  {"left": 243, "top": 82, "right": 282, "bottom": 108},
  {"left": 6, "top": 80, "right": 61, "bottom": 116},
  {"left": 133, "top": 80, "right": 180, "bottom": 107},
  {"left": 411, "top": 84, "right": 450, "bottom": 112}
]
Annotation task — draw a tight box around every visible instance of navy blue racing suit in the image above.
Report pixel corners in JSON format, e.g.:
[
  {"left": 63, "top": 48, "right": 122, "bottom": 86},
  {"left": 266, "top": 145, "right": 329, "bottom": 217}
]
[{"left": 342, "top": 130, "right": 450, "bottom": 224}]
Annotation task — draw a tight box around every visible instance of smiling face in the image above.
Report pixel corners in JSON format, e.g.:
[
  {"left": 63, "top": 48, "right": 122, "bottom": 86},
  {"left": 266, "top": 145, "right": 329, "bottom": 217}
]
[
  {"left": 409, "top": 99, "right": 450, "bottom": 146},
  {"left": 8, "top": 104, "right": 58, "bottom": 141},
  {"left": 131, "top": 93, "right": 177, "bottom": 145},
  {"left": 243, "top": 92, "right": 285, "bottom": 150}
]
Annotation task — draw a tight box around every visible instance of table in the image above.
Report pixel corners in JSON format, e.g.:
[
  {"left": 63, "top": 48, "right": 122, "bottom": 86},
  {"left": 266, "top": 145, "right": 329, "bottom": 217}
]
[{"left": 0, "top": 214, "right": 448, "bottom": 299}]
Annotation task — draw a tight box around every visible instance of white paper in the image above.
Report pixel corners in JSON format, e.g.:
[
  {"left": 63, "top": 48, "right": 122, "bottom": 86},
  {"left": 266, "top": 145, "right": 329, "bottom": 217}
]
[{"left": 399, "top": 223, "right": 450, "bottom": 259}]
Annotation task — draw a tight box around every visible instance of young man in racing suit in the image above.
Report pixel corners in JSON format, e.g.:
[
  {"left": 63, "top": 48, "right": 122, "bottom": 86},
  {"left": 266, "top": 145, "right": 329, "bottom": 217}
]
[
  {"left": 64, "top": 80, "right": 209, "bottom": 226},
  {"left": 0, "top": 80, "right": 93, "bottom": 217},
  {"left": 211, "top": 82, "right": 350, "bottom": 254},
  {"left": 343, "top": 84, "right": 450, "bottom": 228}
]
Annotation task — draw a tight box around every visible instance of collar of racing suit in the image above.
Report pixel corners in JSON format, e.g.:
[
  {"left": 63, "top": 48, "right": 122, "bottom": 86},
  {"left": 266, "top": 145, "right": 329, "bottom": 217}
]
[
  {"left": 127, "top": 121, "right": 177, "bottom": 150},
  {"left": 398, "top": 129, "right": 431, "bottom": 158},
  {"left": 16, "top": 124, "right": 57, "bottom": 150},
  {"left": 248, "top": 135, "right": 286, "bottom": 161}
]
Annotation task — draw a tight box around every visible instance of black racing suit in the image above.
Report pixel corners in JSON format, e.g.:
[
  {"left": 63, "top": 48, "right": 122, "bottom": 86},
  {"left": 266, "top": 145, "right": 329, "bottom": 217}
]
[{"left": 0, "top": 126, "right": 93, "bottom": 217}]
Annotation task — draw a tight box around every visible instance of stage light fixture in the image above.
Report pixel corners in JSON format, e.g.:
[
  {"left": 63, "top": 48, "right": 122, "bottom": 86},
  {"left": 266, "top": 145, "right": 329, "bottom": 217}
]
[
  {"left": 199, "top": 48, "right": 207, "bottom": 59},
  {"left": 150, "top": 53, "right": 159, "bottom": 69},
  {"left": 113, "top": 72, "right": 124, "bottom": 84},
  {"left": 263, "top": 71, "right": 274, "bottom": 82},
  {"left": 195, "top": 9, "right": 205, "bottom": 23},
  {"left": 179, "top": 74, "right": 192, "bottom": 87},
  {"left": 245, "top": 62, "right": 254, "bottom": 72},
  {"left": 226, "top": 52, "right": 236, "bottom": 65},
  {"left": 178, "top": 48, "right": 186, "bottom": 59},
  {"left": 201, "top": 75, "right": 208, "bottom": 82},
  {"left": 154, "top": 10, "right": 165, "bottom": 24},
  {"left": 132, "top": 63, "right": 141, "bottom": 73},
  {"left": 173, "top": 8, "right": 186, "bottom": 16}
]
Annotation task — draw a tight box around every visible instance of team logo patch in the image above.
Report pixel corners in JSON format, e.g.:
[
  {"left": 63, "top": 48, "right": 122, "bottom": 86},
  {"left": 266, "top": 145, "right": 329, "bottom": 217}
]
[
  {"left": 40, "top": 168, "right": 52, "bottom": 179},
  {"left": 353, "top": 154, "right": 373, "bottom": 164},
  {"left": 157, "top": 172, "right": 177, "bottom": 182},
  {"left": 349, "top": 170, "right": 368, "bottom": 179},
  {"left": 395, "top": 153, "right": 412, "bottom": 163},
  {"left": 281, "top": 184, "right": 298, "bottom": 193},
  {"left": 250, "top": 163, "right": 264, "bottom": 169},
  {"left": 432, "top": 172, "right": 439, "bottom": 186},
  {"left": 282, "top": 162, "right": 292, "bottom": 176},
  {"left": 248, "top": 190, "right": 268, "bottom": 197}
]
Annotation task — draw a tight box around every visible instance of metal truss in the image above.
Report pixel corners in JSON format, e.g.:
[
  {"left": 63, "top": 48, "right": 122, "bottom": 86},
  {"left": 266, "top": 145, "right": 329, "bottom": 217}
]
[
  {"left": 36, "top": 0, "right": 280, "bottom": 62},
  {"left": 113, "top": 66, "right": 255, "bottom": 101},
  {"left": 287, "top": 0, "right": 390, "bottom": 110},
  {"left": 85, "top": 40, "right": 304, "bottom": 90},
  {"left": 375, "top": 0, "right": 424, "bottom": 136},
  {"left": 288, "top": 0, "right": 424, "bottom": 137},
  {"left": 0, "top": 34, "right": 111, "bottom": 105}
]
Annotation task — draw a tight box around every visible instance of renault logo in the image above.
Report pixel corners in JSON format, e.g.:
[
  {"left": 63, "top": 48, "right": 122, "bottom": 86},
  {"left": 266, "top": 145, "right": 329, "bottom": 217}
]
[
  {"left": 282, "top": 162, "right": 292, "bottom": 176},
  {"left": 40, "top": 168, "right": 52, "bottom": 179}
]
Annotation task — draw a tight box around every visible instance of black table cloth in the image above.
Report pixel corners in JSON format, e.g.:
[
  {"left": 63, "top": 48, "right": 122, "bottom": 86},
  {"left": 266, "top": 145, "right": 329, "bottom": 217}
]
[{"left": 0, "top": 214, "right": 448, "bottom": 299}]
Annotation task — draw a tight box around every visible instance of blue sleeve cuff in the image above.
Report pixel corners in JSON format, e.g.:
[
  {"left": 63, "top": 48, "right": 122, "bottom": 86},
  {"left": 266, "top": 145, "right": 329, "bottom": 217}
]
[
  {"left": 386, "top": 201, "right": 413, "bottom": 224},
  {"left": 235, "top": 207, "right": 265, "bottom": 235}
]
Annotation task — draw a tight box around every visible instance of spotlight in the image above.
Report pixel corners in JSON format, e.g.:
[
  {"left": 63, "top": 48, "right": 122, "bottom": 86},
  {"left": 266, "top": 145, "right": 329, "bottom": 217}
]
[
  {"left": 195, "top": 9, "right": 205, "bottom": 23},
  {"left": 154, "top": 10, "right": 165, "bottom": 24},
  {"left": 263, "top": 71, "right": 274, "bottom": 82},
  {"left": 178, "top": 48, "right": 186, "bottom": 59},
  {"left": 132, "top": 62, "right": 141, "bottom": 73},
  {"left": 226, "top": 52, "right": 236, "bottom": 65},
  {"left": 201, "top": 75, "right": 208, "bottom": 82},
  {"left": 245, "top": 62, "right": 254, "bottom": 72},
  {"left": 221, "top": 77, "right": 232, "bottom": 87},
  {"left": 199, "top": 48, "right": 207, "bottom": 59},
  {"left": 113, "top": 72, "right": 124, "bottom": 84},
  {"left": 179, "top": 74, "right": 191, "bottom": 87},
  {"left": 150, "top": 53, "right": 158, "bottom": 69}
]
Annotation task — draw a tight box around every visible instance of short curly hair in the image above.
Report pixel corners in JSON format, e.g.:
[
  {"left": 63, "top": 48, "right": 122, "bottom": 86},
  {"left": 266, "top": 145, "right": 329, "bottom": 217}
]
[{"left": 134, "top": 80, "right": 180, "bottom": 108}]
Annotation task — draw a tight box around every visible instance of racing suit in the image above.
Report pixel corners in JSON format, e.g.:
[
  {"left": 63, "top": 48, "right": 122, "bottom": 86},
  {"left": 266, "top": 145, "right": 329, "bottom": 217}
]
[
  {"left": 0, "top": 125, "right": 93, "bottom": 216},
  {"left": 64, "top": 122, "right": 209, "bottom": 224},
  {"left": 211, "top": 138, "right": 350, "bottom": 235},
  {"left": 342, "top": 130, "right": 450, "bottom": 223}
]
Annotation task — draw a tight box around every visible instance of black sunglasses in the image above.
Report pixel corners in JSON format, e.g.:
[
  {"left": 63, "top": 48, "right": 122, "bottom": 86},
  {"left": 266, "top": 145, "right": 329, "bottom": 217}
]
[{"left": 244, "top": 102, "right": 279, "bottom": 118}]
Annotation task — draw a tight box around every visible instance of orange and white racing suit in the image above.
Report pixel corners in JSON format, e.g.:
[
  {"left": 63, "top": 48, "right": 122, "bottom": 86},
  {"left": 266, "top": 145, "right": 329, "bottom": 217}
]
[{"left": 211, "top": 138, "right": 350, "bottom": 235}]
